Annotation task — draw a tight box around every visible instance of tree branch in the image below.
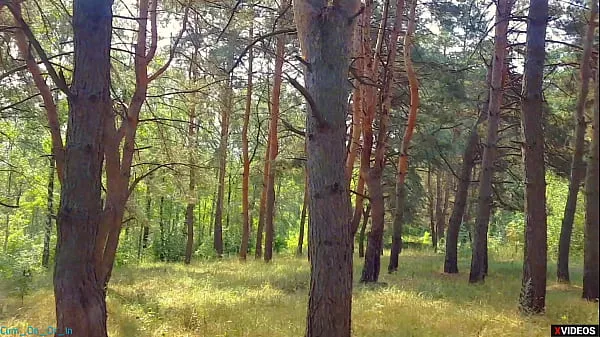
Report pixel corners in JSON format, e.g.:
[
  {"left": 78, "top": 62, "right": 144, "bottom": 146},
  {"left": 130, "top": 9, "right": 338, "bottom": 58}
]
[
  {"left": 7, "top": 3, "right": 71, "bottom": 97},
  {"left": 286, "top": 75, "right": 329, "bottom": 128}
]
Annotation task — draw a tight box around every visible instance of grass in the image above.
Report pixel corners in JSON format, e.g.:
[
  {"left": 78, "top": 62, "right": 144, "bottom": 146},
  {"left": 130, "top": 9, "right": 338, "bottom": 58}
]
[{"left": 1, "top": 250, "right": 598, "bottom": 337}]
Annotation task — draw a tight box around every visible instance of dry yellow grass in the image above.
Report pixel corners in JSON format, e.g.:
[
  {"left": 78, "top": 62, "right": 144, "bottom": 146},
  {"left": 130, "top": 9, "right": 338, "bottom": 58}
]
[{"left": 1, "top": 251, "right": 597, "bottom": 336}]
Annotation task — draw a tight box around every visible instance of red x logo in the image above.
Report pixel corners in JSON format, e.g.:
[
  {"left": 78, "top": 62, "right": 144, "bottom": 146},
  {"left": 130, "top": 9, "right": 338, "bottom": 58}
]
[{"left": 553, "top": 327, "right": 561, "bottom": 335}]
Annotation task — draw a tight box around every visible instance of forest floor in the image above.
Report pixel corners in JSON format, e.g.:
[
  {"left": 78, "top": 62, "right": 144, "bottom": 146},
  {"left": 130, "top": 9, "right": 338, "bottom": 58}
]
[{"left": 1, "top": 250, "right": 598, "bottom": 337}]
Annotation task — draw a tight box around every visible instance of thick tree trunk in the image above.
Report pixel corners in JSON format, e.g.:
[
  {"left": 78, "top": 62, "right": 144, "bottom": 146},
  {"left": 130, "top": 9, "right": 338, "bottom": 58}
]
[
  {"left": 264, "top": 27, "right": 285, "bottom": 262},
  {"left": 557, "top": 0, "right": 597, "bottom": 283},
  {"left": 518, "top": 0, "right": 548, "bottom": 314},
  {"left": 214, "top": 81, "right": 231, "bottom": 257},
  {"left": 469, "top": 0, "right": 512, "bottom": 283},
  {"left": 240, "top": 21, "right": 253, "bottom": 260},
  {"left": 294, "top": 1, "right": 358, "bottom": 335},
  {"left": 582, "top": 59, "right": 599, "bottom": 301},
  {"left": 42, "top": 157, "right": 55, "bottom": 268},
  {"left": 358, "top": 204, "right": 371, "bottom": 258},
  {"left": 53, "top": 0, "right": 112, "bottom": 334},
  {"left": 444, "top": 113, "right": 485, "bottom": 273}
]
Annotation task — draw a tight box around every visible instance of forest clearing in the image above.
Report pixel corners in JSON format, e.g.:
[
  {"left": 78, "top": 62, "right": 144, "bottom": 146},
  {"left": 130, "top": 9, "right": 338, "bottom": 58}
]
[
  {"left": 0, "top": 0, "right": 599, "bottom": 335},
  {"left": 1, "top": 251, "right": 598, "bottom": 337}
]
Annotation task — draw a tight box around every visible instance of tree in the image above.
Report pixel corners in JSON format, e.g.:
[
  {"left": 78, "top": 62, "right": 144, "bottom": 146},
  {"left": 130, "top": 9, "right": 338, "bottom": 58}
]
[
  {"left": 293, "top": 0, "right": 359, "bottom": 335},
  {"left": 469, "top": 0, "right": 513, "bottom": 283},
  {"left": 263, "top": 13, "right": 286, "bottom": 262},
  {"left": 389, "top": 0, "right": 417, "bottom": 272},
  {"left": 52, "top": 0, "right": 113, "bottom": 333},
  {"left": 214, "top": 79, "right": 232, "bottom": 257},
  {"left": 5, "top": 0, "right": 188, "bottom": 332},
  {"left": 297, "top": 169, "right": 308, "bottom": 256},
  {"left": 361, "top": 0, "right": 405, "bottom": 283},
  {"left": 582, "top": 58, "right": 599, "bottom": 301},
  {"left": 518, "top": 0, "right": 549, "bottom": 314},
  {"left": 444, "top": 63, "right": 491, "bottom": 273},
  {"left": 557, "top": 0, "right": 598, "bottom": 283},
  {"left": 444, "top": 113, "right": 485, "bottom": 273},
  {"left": 184, "top": 100, "right": 197, "bottom": 265},
  {"left": 240, "top": 20, "right": 254, "bottom": 261},
  {"left": 42, "top": 156, "right": 55, "bottom": 268}
]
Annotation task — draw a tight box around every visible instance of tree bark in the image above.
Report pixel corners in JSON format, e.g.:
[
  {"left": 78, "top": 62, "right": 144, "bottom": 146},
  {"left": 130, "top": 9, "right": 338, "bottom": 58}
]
[
  {"left": 582, "top": 57, "right": 599, "bottom": 301},
  {"left": 53, "top": 0, "right": 113, "bottom": 334},
  {"left": 264, "top": 23, "right": 285, "bottom": 262},
  {"left": 518, "top": 0, "right": 548, "bottom": 314},
  {"left": 42, "top": 156, "right": 55, "bottom": 268},
  {"left": 469, "top": 0, "right": 512, "bottom": 283},
  {"left": 557, "top": 0, "right": 598, "bottom": 283},
  {"left": 214, "top": 80, "right": 232, "bottom": 257},
  {"left": 294, "top": 0, "right": 358, "bottom": 335},
  {"left": 240, "top": 21, "right": 254, "bottom": 261}
]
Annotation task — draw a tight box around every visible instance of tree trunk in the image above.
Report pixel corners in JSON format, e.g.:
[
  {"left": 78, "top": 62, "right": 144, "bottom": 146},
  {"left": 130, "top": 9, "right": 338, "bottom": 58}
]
[
  {"left": 143, "top": 186, "right": 150, "bottom": 249},
  {"left": 255, "top": 143, "right": 270, "bottom": 259},
  {"left": 3, "top": 157, "right": 13, "bottom": 253},
  {"left": 214, "top": 80, "right": 231, "bottom": 257},
  {"left": 297, "top": 170, "right": 308, "bottom": 256},
  {"left": 557, "top": 0, "right": 597, "bottom": 283},
  {"left": 435, "top": 172, "right": 444, "bottom": 250},
  {"left": 42, "top": 156, "right": 55, "bottom": 268},
  {"left": 159, "top": 196, "right": 165, "bottom": 261},
  {"left": 264, "top": 24, "right": 285, "bottom": 262},
  {"left": 53, "top": 0, "right": 112, "bottom": 334},
  {"left": 240, "top": 21, "right": 254, "bottom": 260},
  {"left": 444, "top": 113, "right": 485, "bottom": 273},
  {"left": 184, "top": 93, "right": 197, "bottom": 264},
  {"left": 362, "top": 174, "right": 385, "bottom": 282},
  {"left": 358, "top": 203, "right": 371, "bottom": 258},
  {"left": 294, "top": 0, "right": 358, "bottom": 335},
  {"left": 361, "top": 0, "right": 404, "bottom": 282},
  {"left": 582, "top": 56, "right": 599, "bottom": 301},
  {"left": 427, "top": 165, "right": 437, "bottom": 250},
  {"left": 389, "top": 0, "right": 416, "bottom": 272},
  {"left": 518, "top": 0, "right": 548, "bottom": 314},
  {"left": 350, "top": 175, "right": 366, "bottom": 236},
  {"left": 469, "top": 0, "right": 512, "bottom": 284}
]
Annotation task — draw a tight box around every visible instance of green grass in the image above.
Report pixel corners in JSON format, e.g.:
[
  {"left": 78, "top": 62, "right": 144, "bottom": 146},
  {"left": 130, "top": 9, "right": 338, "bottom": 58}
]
[{"left": 1, "top": 250, "right": 597, "bottom": 337}]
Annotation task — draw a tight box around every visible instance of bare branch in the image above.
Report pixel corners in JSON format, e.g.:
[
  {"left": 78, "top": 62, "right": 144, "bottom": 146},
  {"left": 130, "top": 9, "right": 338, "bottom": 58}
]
[{"left": 148, "top": 6, "right": 189, "bottom": 82}]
